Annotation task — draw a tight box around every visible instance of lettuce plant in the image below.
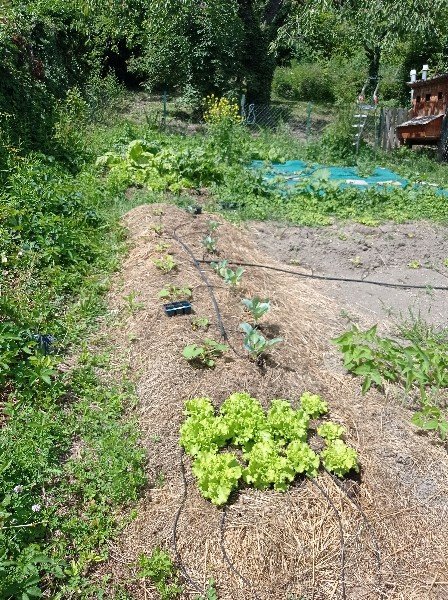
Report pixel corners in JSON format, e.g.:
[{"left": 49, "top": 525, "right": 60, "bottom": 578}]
[
  {"left": 179, "top": 414, "right": 228, "bottom": 457},
  {"left": 317, "top": 421, "right": 345, "bottom": 441},
  {"left": 299, "top": 392, "right": 328, "bottom": 418},
  {"left": 320, "top": 440, "right": 359, "bottom": 477},
  {"left": 286, "top": 440, "right": 320, "bottom": 477},
  {"left": 266, "top": 399, "right": 309, "bottom": 444},
  {"left": 220, "top": 392, "right": 265, "bottom": 448},
  {"left": 192, "top": 452, "right": 242, "bottom": 505},
  {"left": 243, "top": 438, "right": 295, "bottom": 491}
]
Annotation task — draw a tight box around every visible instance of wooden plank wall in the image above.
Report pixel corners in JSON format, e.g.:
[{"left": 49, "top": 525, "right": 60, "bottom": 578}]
[{"left": 378, "top": 108, "right": 409, "bottom": 150}]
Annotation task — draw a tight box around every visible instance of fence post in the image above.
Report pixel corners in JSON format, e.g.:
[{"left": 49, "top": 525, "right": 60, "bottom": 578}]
[
  {"left": 241, "top": 94, "right": 246, "bottom": 124},
  {"left": 162, "top": 90, "right": 167, "bottom": 128},
  {"left": 306, "top": 102, "right": 312, "bottom": 141}
]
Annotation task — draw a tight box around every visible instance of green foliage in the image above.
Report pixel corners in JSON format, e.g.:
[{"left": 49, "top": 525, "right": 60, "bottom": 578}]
[
  {"left": 412, "top": 403, "right": 448, "bottom": 440},
  {"left": 182, "top": 339, "right": 228, "bottom": 368},
  {"left": 320, "top": 440, "right": 359, "bottom": 478},
  {"left": 153, "top": 255, "right": 177, "bottom": 273},
  {"left": 317, "top": 422, "right": 345, "bottom": 441},
  {"left": 158, "top": 284, "right": 192, "bottom": 301},
  {"left": 192, "top": 452, "right": 242, "bottom": 505},
  {"left": 138, "top": 549, "right": 182, "bottom": 600},
  {"left": 273, "top": 61, "right": 335, "bottom": 102},
  {"left": 333, "top": 325, "right": 448, "bottom": 395},
  {"left": 240, "top": 323, "right": 282, "bottom": 358},
  {"left": 211, "top": 260, "right": 245, "bottom": 287},
  {"left": 179, "top": 393, "right": 355, "bottom": 505},
  {"left": 97, "top": 138, "right": 225, "bottom": 193},
  {"left": 220, "top": 392, "right": 266, "bottom": 447},
  {"left": 242, "top": 297, "right": 271, "bottom": 323},
  {"left": 334, "top": 324, "right": 448, "bottom": 439},
  {"left": 299, "top": 392, "right": 328, "bottom": 418}
]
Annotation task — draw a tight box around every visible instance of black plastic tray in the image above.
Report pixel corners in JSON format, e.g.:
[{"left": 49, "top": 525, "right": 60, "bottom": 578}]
[{"left": 163, "top": 301, "right": 192, "bottom": 317}]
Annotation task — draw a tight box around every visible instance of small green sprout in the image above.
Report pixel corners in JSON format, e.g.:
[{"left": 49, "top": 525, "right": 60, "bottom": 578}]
[
  {"left": 153, "top": 254, "right": 177, "bottom": 273},
  {"left": 202, "top": 235, "right": 218, "bottom": 254},
  {"left": 158, "top": 284, "right": 192, "bottom": 301},
  {"left": 191, "top": 316, "right": 210, "bottom": 331}
]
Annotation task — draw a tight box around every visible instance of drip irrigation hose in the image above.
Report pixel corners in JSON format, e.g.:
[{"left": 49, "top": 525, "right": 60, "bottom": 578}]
[
  {"left": 171, "top": 224, "right": 245, "bottom": 358},
  {"left": 172, "top": 450, "right": 205, "bottom": 596},
  {"left": 172, "top": 224, "right": 228, "bottom": 341},
  {"left": 169, "top": 220, "right": 378, "bottom": 600},
  {"left": 198, "top": 259, "right": 448, "bottom": 292},
  {"left": 310, "top": 478, "right": 347, "bottom": 600},
  {"left": 220, "top": 507, "right": 261, "bottom": 600},
  {"left": 325, "top": 471, "right": 385, "bottom": 599}
]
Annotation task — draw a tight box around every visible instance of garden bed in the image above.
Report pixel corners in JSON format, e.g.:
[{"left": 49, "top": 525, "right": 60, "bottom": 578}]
[{"left": 96, "top": 204, "right": 448, "bottom": 599}]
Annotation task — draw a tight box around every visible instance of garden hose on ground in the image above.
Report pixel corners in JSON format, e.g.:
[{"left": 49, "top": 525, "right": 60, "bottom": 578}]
[
  {"left": 169, "top": 221, "right": 384, "bottom": 600},
  {"left": 198, "top": 259, "right": 448, "bottom": 291}
]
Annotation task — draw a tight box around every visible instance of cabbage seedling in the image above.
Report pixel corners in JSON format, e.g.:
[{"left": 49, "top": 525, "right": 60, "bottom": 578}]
[
  {"left": 242, "top": 297, "right": 270, "bottom": 323},
  {"left": 240, "top": 323, "right": 282, "bottom": 358},
  {"left": 202, "top": 235, "right": 217, "bottom": 254}
]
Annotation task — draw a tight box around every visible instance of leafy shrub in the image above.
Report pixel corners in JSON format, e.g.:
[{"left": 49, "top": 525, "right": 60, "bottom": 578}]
[{"left": 273, "top": 61, "right": 335, "bottom": 103}]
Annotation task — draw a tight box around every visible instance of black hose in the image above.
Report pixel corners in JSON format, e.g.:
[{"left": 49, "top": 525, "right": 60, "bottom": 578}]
[
  {"left": 220, "top": 507, "right": 261, "bottom": 600},
  {"left": 198, "top": 259, "right": 448, "bottom": 292},
  {"left": 172, "top": 450, "right": 205, "bottom": 595},
  {"left": 325, "top": 471, "right": 385, "bottom": 599},
  {"left": 310, "top": 478, "right": 347, "bottom": 600},
  {"left": 172, "top": 224, "right": 229, "bottom": 341}
]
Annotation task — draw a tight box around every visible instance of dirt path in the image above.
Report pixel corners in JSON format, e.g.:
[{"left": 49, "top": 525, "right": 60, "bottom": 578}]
[
  {"left": 250, "top": 220, "right": 448, "bottom": 330},
  {"left": 97, "top": 205, "right": 448, "bottom": 600}
]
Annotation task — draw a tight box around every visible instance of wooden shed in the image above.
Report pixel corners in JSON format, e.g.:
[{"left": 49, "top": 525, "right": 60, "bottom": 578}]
[{"left": 396, "top": 71, "right": 448, "bottom": 158}]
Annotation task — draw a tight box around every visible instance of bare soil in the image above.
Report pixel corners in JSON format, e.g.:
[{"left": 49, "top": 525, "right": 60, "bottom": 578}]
[
  {"left": 250, "top": 220, "right": 448, "bottom": 330},
  {"left": 94, "top": 205, "right": 448, "bottom": 600}
]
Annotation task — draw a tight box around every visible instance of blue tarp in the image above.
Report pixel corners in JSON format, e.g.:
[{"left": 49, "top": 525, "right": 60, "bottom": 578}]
[{"left": 251, "top": 160, "right": 448, "bottom": 196}]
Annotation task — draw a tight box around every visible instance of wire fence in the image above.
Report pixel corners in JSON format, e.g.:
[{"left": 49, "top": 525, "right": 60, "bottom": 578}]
[{"left": 139, "top": 92, "right": 330, "bottom": 141}]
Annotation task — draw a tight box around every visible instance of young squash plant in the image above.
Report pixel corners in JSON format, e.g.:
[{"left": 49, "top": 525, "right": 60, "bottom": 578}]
[
  {"left": 182, "top": 338, "right": 228, "bottom": 368},
  {"left": 158, "top": 284, "right": 192, "bottom": 301}
]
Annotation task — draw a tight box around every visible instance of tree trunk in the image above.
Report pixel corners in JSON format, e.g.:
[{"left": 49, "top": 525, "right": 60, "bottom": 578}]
[{"left": 237, "top": 0, "right": 279, "bottom": 102}]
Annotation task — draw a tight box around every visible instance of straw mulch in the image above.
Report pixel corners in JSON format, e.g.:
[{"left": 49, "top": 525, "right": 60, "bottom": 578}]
[{"left": 95, "top": 204, "right": 448, "bottom": 600}]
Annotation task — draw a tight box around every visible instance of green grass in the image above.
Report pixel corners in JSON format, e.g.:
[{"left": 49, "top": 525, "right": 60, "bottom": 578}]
[{"left": 0, "top": 109, "right": 148, "bottom": 598}]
